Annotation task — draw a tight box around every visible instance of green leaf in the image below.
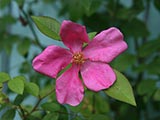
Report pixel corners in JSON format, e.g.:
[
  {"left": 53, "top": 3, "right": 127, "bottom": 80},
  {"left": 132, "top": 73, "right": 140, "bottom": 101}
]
[
  {"left": 27, "top": 115, "right": 41, "bottom": 120},
  {"left": 0, "top": 92, "right": 8, "bottom": 104},
  {"left": 0, "top": 34, "right": 18, "bottom": 55},
  {"left": 0, "top": 72, "right": 10, "bottom": 83},
  {"left": 122, "top": 18, "right": 149, "bottom": 38},
  {"left": 41, "top": 102, "right": 61, "bottom": 112},
  {"left": 15, "top": 0, "right": 24, "bottom": 6},
  {"left": 8, "top": 76, "right": 25, "bottom": 94},
  {"left": 95, "top": 93, "right": 110, "bottom": 113},
  {"left": 17, "top": 38, "right": 31, "bottom": 56},
  {"left": 83, "top": 32, "right": 97, "bottom": 47},
  {"left": 82, "top": 0, "right": 102, "bottom": 16},
  {"left": 111, "top": 53, "right": 136, "bottom": 71},
  {"left": 39, "top": 84, "right": 53, "bottom": 98},
  {"left": 147, "top": 57, "right": 160, "bottom": 74},
  {"left": 14, "top": 94, "right": 27, "bottom": 105},
  {"left": 153, "top": 89, "right": 160, "bottom": 101},
  {"left": 25, "top": 82, "right": 39, "bottom": 97},
  {"left": 42, "top": 113, "right": 59, "bottom": 120},
  {"left": 31, "top": 16, "right": 60, "bottom": 40},
  {"left": 105, "top": 69, "right": 136, "bottom": 106},
  {"left": 0, "top": 83, "right": 2, "bottom": 91},
  {"left": 19, "top": 61, "right": 31, "bottom": 73},
  {"left": 0, "top": 0, "right": 11, "bottom": 9},
  {"left": 137, "top": 79, "right": 156, "bottom": 95},
  {"left": 89, "top": 114, "right": 110, "bottom": 120},
  {"left": 59, "top": 0, "right": 84, "bottom": 21},
  {"left": 131, "top": 0, "right": 144, "bottom": 13},
  {"left": 1, "top": 109, "right": 16, "bottom": 120},
  {"left": 88, "top": 32, "right": 97, "bottom": 40},
  {"left": 138, "top": 38, "right": 160, "bottom": 57},
  {"left": 0, "top": 15, "right": 16, "bottom": 31},
  {"left": 133, "top": 63, "right": 147, "bottom": 73},
  {"left": 116, "top": 8, "right": 138, "bottom": 20}
]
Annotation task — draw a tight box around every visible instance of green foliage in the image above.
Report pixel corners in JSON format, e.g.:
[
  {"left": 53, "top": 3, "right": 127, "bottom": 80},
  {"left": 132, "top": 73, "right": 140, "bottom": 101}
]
[
  {"left": 94, "top": 93, "right": 110, "bottom": 113},
  {"left": 31, "top": 16, "right": 61, "bottom": 40},
  {"left": 111, "top": 53, "right": 136, "bottom": 72},
  {"left": 89, "top": 114, "right": 110, "bottom": 120},
  {"left": 0, "top": 15, "right": 16, "bottom": 32},
  {"left": 0, "top": 0, "right": 11, "bottom": 9},
  {"left": 137, "top": 79, "right": 156, "bottom": 95},
  {"left": 15, "top": 0, "right": 24, "bottom": 7},
  {"left": 0, "top": 72, "right": 10, "bottom": 83},
  {"left": 105, "top": 70, "right": 136, "bottom": 106},
  {"left": 42, "top": 113, "right": 59, "bottom": 120},
  {"left": 41, "top": 102, "right": 61, "bottom": 112},
  {"left": 138, "top": 37, "right": 160, "bottom": 57},
  {"left": 122, "top": 18, "right": 150, "bottom": 38},
  {"left": 147, "top": 56, "right": 160, "bottom": 74},
  {"left": 83, "top": 32, "right": 97, "bottom": 47},
  {"left": 0, "top": 83, "right": 2, "bottom": 91},
  {"left": 13, "top": 94, "right": 27, "bottom": 105},
  {"left": 82, "top": 0, "right": 102, "bottom": 16},
  {"left": 1, "top": 109, "right": 16, "bottom": 120},
  {"left": 88, "top": 32, "right": 97, "bottom": 40},
  {"left": 0, "top": 92, "right": 8, "bottom": 104},
  {"left": 0, "top": 0, "right": 160, "bottom": 120},
  {"left": 153, "top": 89, "right": 160, "bottom": 101},
  {"left": 17, "top": 38, "right": 31, "bottom": 56},
  {"left": 154, "top": 0, "right": 160, "bottom": 12},
  {"left": 24, "top": 82, "right": 39, "bottom": 97},
  {"left": 8, "top": 76, "right": 25, "bottom": 94},
  {"left": 58, "top": 0, "right": 102, "bottom": 21}
]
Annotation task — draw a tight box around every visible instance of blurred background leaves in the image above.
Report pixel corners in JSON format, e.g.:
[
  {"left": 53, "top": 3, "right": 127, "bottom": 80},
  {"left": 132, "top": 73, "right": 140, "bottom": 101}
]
[{"left": 0, "top": 0, "right": 160, "bottom": 120}]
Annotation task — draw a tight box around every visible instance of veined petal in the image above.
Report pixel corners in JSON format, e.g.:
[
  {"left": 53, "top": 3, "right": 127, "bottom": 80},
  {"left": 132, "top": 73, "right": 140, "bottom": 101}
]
[
  {"left": 60, "top": 20, "right": 89, "bottom": 53},
  {"left": 83, "top": 27, "right": 127, "bottom": 63},
  {"left": 81, "top": 61, "right": 116, "bottom": 91},
  {"left": 32, "top": 45, "right": 72, "bottom": 78},
  {"left": 56, "top": 64, "right": 84, "bottom": 106}
]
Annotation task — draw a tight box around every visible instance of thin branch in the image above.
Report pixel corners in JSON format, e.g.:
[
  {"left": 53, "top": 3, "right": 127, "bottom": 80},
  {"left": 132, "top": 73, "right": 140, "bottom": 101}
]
[
  {"left": 41, "top": 88, "right": 55, "bottom": 99},
  {"left": 29, "top": 95, "right": 42, "bottom": 114},
  {"left": 143, "top": 0, "right": 150, "bottom": 43},
  {"left": 18, "top": 105, "right": 25, "bottom": 118},
  {"left": 19, "top": 8, "right": 44, "bottom": 49},
  {"left": 134, "top": 0, "right": 151, "bottom": 84},
  {"left": 30, "top": 88, "right": 55, "bottom": 113},
  {"left": 22, "top": 88, "right": 55, "bottom": 120}
]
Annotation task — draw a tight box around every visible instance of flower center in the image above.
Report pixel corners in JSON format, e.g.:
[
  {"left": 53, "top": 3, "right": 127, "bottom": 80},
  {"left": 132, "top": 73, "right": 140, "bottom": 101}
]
[{"left": 72, "top": 52, "right": 85, "bottom": 64}]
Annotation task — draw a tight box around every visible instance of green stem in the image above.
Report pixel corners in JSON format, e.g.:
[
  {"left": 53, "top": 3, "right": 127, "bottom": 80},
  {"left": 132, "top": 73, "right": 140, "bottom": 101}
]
[
  {"left": 134, "top": 1, "right": 151, "bottom": 119},
  {"left": 92, "top": 94, "right": 96, "bottom": 114},
  {"left": 18, "top": 105, "right": 26, "bottom": 119}
]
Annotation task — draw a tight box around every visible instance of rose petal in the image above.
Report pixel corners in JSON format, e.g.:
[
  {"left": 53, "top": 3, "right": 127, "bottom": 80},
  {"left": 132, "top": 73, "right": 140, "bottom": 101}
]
[
  {"left": 83, "top": 27, "right": 127, "bottom": 63},
  {"left": 81, "top": 61, "right": 116, "bottom": 91},
  {"left": 60, "top": 20, "right": 89, "bottom": 53},
  {"left": 56, "top": 64, "right": 84, "bottom": 106},
  {"left": 32, "top": 45, "right": 72, "bottom": 78}
]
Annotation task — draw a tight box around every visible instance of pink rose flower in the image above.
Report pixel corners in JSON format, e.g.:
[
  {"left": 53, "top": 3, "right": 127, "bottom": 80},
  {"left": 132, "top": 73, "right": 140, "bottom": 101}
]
[{"left": 32, "top": 20, "right": 128, "bottom": 106}]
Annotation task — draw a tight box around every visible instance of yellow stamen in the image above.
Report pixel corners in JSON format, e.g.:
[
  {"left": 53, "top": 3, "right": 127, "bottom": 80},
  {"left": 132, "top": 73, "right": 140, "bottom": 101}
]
[{"left": 72, "top": 52, "right": 85, "bottom": 64}]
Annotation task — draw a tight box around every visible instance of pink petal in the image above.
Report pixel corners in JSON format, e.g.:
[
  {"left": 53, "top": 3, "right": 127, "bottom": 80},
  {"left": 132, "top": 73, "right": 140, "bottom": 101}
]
[
  {"left": 80, "top": 61, "right": 116, "bottom": 91},
  {"left": 56, "top": 64, "right": 84, "bottom": 106},
  {"left": 60, "top": 20, "right": 89, "bottom": 53},
  {"left": 83, "top": 27, "right": 128, "bottom": 63},
  {"left": 32, "top": 45, "right": 72, "bottom": 78}
]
